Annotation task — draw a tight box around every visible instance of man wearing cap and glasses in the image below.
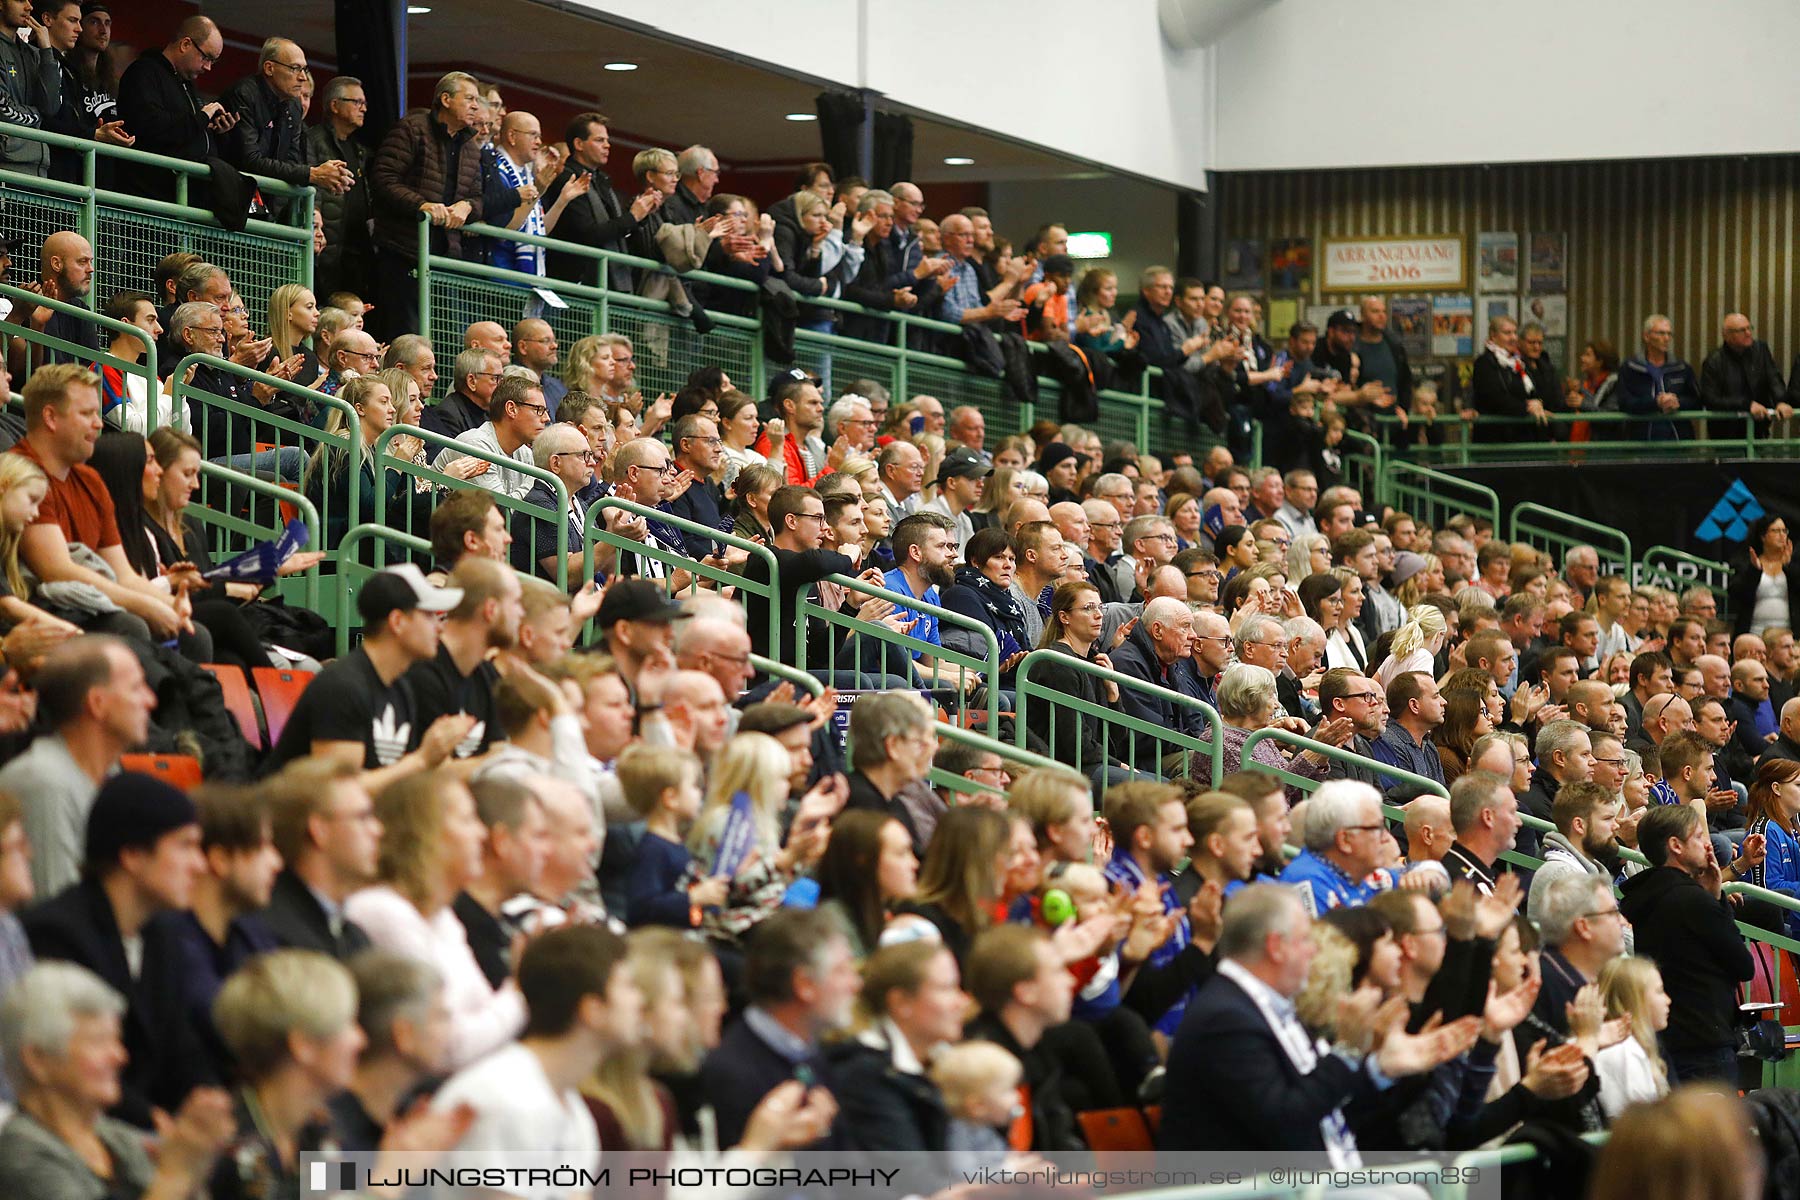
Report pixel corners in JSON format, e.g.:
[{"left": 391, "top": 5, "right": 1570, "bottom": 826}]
[
  {"left": 1312, "top": 308, "right": 1396, "bottom": 429},
  {"left": 922, "top": 446, "right": 990, "bottom": 555},
  {"left": 264, "top": 564, "right": 478, "bottom": 788}
]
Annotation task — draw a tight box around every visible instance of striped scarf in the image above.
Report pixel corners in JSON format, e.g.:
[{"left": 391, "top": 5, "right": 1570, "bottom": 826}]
[{"left": 494, "top": 151, "right": 544, "bottom": 274}]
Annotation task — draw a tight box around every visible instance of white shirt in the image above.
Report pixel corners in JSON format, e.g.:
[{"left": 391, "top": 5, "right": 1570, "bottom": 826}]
[
  {"left": 1594, "top": 1036, "right": 1668, "bottom": 1120},
  {"left": 436, "top": 422, "right": 538, "bottom": 500},
  {"left": 1753, "top": 571, "right": 1789, "bottom": 637},
  {"left": 345, "top": 885, "right": 526, "bottom": 1069},
  {"left": 432, "top": 1042, "right": 599, "bottom": 1200}
]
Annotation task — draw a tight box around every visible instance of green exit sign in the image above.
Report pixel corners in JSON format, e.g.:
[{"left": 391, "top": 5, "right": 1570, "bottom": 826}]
[{"left": 1067, "top": 231, "right": 1112, "bottom": 259}]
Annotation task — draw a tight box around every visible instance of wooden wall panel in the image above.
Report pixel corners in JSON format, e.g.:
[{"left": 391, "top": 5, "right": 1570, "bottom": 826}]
[{"left": 1215, "top": 156, "right": 1800, "bottom": 374}]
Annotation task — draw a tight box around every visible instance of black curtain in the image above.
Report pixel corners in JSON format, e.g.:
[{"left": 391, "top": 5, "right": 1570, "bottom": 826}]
[
  {"left": 336, "top": 0, "right": 405, "bottom": 141},
  {"left": 814, "top": 92, "right": 914, "bottom": 188},
  {"left": 1177, "top": 182, "right": 1215, "bottom": 282}
]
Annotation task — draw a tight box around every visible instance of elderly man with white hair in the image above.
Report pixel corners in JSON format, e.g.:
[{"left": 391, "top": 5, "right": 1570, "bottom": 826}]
[
  {"left": 1280, "top": 615, "right": 1327, "bottom": 722},
  {"left": 1110, "top": 595, "right": 1204, "bottom": 773},
  {"left": 1213, "top": 663, "right": 1346, "bottom": 790},
  {"left": 1277, "top": 780, "right": 1390, "bottom": 915},
  {"left": 824, "top": 393, "right": 876, "bottom": 457}
]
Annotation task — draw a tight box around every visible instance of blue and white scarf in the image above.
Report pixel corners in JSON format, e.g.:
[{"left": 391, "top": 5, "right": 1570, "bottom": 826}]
[{"left": 493, "top": 152, "right": 544, "bottom": 277}]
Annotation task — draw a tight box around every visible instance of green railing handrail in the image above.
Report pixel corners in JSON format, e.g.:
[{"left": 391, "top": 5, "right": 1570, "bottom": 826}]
[
  {"left": 0, "top": 279, "right": 157, "bottom": 385},
  {"left": 748, "top": 653, "right": 823, "bottom": 698},
  {"left": 0, "top": 304, "right": 161, "bottom": 430},
  {"left": 370, "top": 422, "right": 568, "bottom": 588},
  {"left": 334, "top": 524, "right": 432, "bottom": 655},
  {"left": 1639, "top": 544, "right": 1732, "bottom": 594},
  {"left": 0, "top": 120, "right": 311, "bottom": 196},
  {"left": 1510, "top": 500, "right": 1632, "bottom": 573},
  {"left": 1012, "top": 648, "right": 1225, "bottom": 784},
  {"left": 798, "top": 572, "right": 1001, "bottom": 730},
  {"left": 580, "top": 495, "right": 780, "bottom": 652},
  {"left": 1339, "top": 427, "right": 1385, "bottom": 506},
  {"left": 1383, "top": 459, "right": 1501, "bottom": 529},
  {"left": 421, "top": 248, "right": 763, "bottom": 330},
  {"left": 1239, "top": 726, "right": 1452, "bottom": 800},
  {"left": 171, "top": 352, "right": 361, "bottom": 491},
  {"left": 193, "top": 459, "right": 323, "bottom": 612},
  {"left": 929, "top": 723, "right": 1067, "bottom": 806}
]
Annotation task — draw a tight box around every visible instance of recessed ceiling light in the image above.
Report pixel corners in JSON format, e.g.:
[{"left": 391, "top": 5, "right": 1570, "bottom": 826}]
[
  {"left": 785, "top": 113, "right": 817, "bottom": 122},
  {"left": 943, "top": 156, "right": 975, "bottom": 166},
  {"left": 603, "top": 62, "right": 637, "bottom": 72},
  {"left": 406, "top": 5, "right": 431, "bottom": 12}
]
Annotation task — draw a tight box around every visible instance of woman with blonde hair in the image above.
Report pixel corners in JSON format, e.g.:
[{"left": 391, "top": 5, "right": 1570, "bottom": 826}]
[
  {"left": 689, "top": 732, "right": 839, "bottom": 945},
  {"left": 305, "top": 376, "right": 445, "bottom": 542},
  {"left": 1373, "top": 603, "right": 1447, "bottom": 689},
  {"left": 583, "top": 929, "right": 692, "bottom": 1150},
  {"left": 345, "top": 771, "right": 525, "bottom": 1070},
  {"left": 266, "top": 283, "right": 326, "bottom": 388},
  {"left": 1594, "top": 956, "right": 1671, "bottom": 1118},
  {"left": 1286, "top": 532, "right": 1331, "bottom": 589},
  {"left": 0, "top": 453, "right": 81, "bottom": 633},
  {"left": 564, "top": 334, "right": 615, "bottom": 396}
]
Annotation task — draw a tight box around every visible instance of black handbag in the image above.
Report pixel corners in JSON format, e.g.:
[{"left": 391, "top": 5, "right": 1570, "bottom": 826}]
[{"left": 1738, "top": 939, "right": 1791, "bottom": 1063}]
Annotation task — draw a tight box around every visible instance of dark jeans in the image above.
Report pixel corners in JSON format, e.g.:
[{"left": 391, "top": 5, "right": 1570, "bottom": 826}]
[
  {"left": 373, "top": 247, "right": 421, "bottom": 343},
  {"left": 1667, "top": 1043, "right": 1738, "bottom": 1085}
]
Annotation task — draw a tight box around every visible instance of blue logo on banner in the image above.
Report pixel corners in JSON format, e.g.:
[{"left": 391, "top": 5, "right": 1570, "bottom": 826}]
[{"left": 1696, "top": 479, "right": 1765, "bottom": 542}]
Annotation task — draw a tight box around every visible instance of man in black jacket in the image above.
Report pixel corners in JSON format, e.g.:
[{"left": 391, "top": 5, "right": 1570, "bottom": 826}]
[
  {"left": 34, "top": 0, "right": 132, "bottom": 183},
  {"left": 1701, "top": 312, "right": 1790, "bottom": 423},
  {"left": 1159, "top": 883, "right": 1476, "bottom": 1157},
  {"left": 220, "top": 38, "right": 352, "bottom": 207},
  {"left": 21, "top": 771, "right": 216, "bottom": 1129},
  {"left": 1620, "top": 803, "right": 1759, "bottom": 1084},
  {"left": 114, "top": 16, "right": 237, "bottom": 201},
  {"left": 741, "top": 484, "right": 875, "bottom": 683},
  {"left": 541, "top": 111, "right": 659, "bottom": 292},
  {"left": 963, "top": 923, "right": 1083, "bottom": 1151},
  {"left": 698, "top": 908, "right": 856, "bottom": 1148},
  {"left": 259, "top": 758, "right": 377, "bottom": 960},
  {"left": 307, "top": 74, "right": 374, "bottom": 299}
]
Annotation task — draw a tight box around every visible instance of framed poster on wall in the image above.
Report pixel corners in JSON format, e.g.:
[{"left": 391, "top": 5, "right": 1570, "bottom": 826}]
[
  {"left": 1320, "top": 234, "right": 1467, "bottom": 293},
  {"left": 1270, "top": 238, "right": 1312, "bottom": 293},
  {"left": 1223, "top": 239, "right": 1265, "bottom": 291},
  {"left": 1528, "top": 233, "right": 1567, "bottom": 292},
  {"left": 1390, "top": 298, "right": 1433, "bottom": 358},
  {"left": 1432, "top": 294, "right": 1474, "bottom": 356},
  {"left": 1476, "top": 232, "right": 1520, "bottom": 293}
]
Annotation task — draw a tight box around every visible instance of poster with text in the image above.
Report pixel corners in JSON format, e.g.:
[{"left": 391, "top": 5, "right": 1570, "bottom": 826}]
[
  {"left": 1266, "top": 297, "right": 1300, "bottom": 340},
  {"left": 1433, "top": 294, "right": 1474, "bottom": 356},
  {"left": 1224, "top": 239, "right": 1265, "bottom": 291},
  {"left": 1476, "top": 231, "right": 1520, "bottom": 293},
  {"left": 1482, "top": 294, "right": 1519, "bottom": 329},
  {"left": 1529, "top": 233, "right": 1567, "bottom": 292},
  {"left": 1518, "top": 294, "right": 1567, "bottom": 337},
  {"left": 1389, "top": 298, "right": 1433, "bottom": 358},
  {"left": 1270, "top": 238, "right": 1312, "bottom": 293}
]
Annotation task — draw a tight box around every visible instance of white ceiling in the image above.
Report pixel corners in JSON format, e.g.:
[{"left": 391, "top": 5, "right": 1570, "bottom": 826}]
[{"left": 202, "top": 0, "right": 1106, "bottom": 182}]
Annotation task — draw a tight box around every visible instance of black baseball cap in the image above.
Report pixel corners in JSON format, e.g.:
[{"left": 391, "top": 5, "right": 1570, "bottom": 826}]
[
  {"left": 1326, "top": 308, "right": 1361, "bottom": 330},
  {"left": 936, "top": 446, "right": 993, "bottom": 483},
  {"left": 596, "top": 579, "right": 692, "bottom": 629}
]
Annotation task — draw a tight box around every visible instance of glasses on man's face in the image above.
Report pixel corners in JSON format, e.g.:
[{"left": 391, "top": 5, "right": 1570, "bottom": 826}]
[
  {"left": 516, "top": 402, "right": 550, "bottom": 416},
  {"left": 1344, "top": 691, "right": 1382, "bottom": 703},
  {"left": 1249, "top": 640, "right": 1288, "bottom": 655},
  {"left": 1343, "top": 824, "right": 1386, "bottom": 835},
  {"left": 1188, "top": 570, "right": 1221, "bottom": 583},
  {"left": 471, "top": 371, "right": 504, "bottom": 382},
  {"left": 1593, "top": 757, "right": 1626, "bottom": 769},
  {"left": 273, "top": 60, "right": 309, "bottom": 75},
  {"left": 794, "top": 511, "right": 827, "bottom": 525},
  {"left": 1584, "top": 906, "right": 1624, "bottom": 921},
  {"left": 335, "top": 96, "right": 369, "bottom": 109},
  {"left": 188, "top": 38, "right": 219, "bottom": 66},
  {"left": 683, "top": 435, "right": 724, "bottom": 449}
]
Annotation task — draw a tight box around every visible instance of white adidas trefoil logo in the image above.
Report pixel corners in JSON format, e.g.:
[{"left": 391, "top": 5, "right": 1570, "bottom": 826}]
[
  {"left": 454, "top": 719, "right": 486, "bottom": 759},
  {"left": 370, "top": 704, "right": 411, "bottom": 767}
]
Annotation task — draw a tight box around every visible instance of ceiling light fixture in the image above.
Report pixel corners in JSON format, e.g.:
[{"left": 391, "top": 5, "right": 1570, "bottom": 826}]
[
  {"left": 603, "top": 62, "right": 638, "bottom": 72},
  {"left": 406, "top": 5, "right": 431, "bottom": 12},
  {"left": 785, "top": 113, "right": 817, "bottom": 122},
  {"left": 943, "top": 156, "right": 975, "bottom": 166}
]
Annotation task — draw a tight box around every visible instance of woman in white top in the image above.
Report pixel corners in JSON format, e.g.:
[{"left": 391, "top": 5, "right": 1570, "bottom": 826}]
[
  {"left": 718, "top": 389, "right": 778, "bottom": 491},
  {"left": 1594, "top": 956, "right": 1671, "bottom": 1119},
  {"left": 1373, "top": 603, "right": 1446, "bottom": 691},
  {"left": 1737, "top": 514, "right": 1795, "bottom": 637},
  {"left": 1326, "top": 567, "right": 1369, "bottom": 670},
  {"left": 346, "top": 770, "right": 526, "bottom": 1070}
]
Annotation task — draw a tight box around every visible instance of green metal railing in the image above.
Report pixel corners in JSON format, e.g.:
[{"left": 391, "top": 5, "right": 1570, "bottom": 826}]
[
  {"left": 1638, "top": 544, "right": 1732, "bottom": 598},
  {"left": 1368, "top": 409, "right": 1796, "bottom": 465},
  {"left": 334, "top": 525, "right": 432, "bottom": 655},
  {"left": 797, "top": 573, "right": 1001, "bottom": 730},
  {"left": 580, "top": 495, "right": 780, "bottom": 651},
  {"left": 930, "top": 722, "right": 1065, "bottom": 806},
  {"left": 749, "top": 653, "right": 823, "bottom": 698},
  {"left": 1510, "top": 501, "right": 1632, "bottom": 579},
  {"left": 1240, "top": 726, "right": 1451, "bottom": 801},
  {"left": 369, "top": 423, "right": 568, "bottom": 585},
  {"left": 417, "top": 217, "right": 1207, "bottom": 460},
  {"left": 1012, "top": 649, "right": 1225, "bottom": 788},
  {"left": 193, "top": 460, "right": 324, "bottom": 613},
  {"left": 1338, "top": 428, "right": 1384, "bottom": 505},
  {"left": 1382, "top": 460, "right": 1501, "bottom": 531},
  {"left": 0, "top": 123, "right": 314, "bottom": 316},
  {"left": 0, "top": 282, "right": 157, "bottom": 423},
  {"left": 171, "top": 352, "right": 360, "bottom": 558}
]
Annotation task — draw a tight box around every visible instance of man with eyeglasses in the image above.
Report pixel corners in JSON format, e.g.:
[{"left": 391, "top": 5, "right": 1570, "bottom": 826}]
[
  {"left": 513, "top": 422, "right": 596, "bottom": 585},
  {"left": 1530, "top": 872, "right": 1630, "bottom": 1057},
  {"left": 606, "top": 437, "right": 693, "bottom": 588},
  {"left": 1083, "top": 498, "right": 1131, "bottom": 603},
  {"left": 1700, "top": 311, "right": 1788, "bottom": 425},
  {"left": 674, "top": 612, "right": 755, "bottom": 736},
  {"left": 665, "top": 413, "right": 728, "bottom": 560},
  {"left": 1315, "top": 667, "right": 1388, "bottom": 793},
  {"left": 435, "top": 374, "right": 548, "bottom": 501},
  {"left": 743, "top": 484, "right": 884, "bottom": 685},
  {"left": 1278, "top": 780, "right": 1389, "bottom": 915},
  {"left": 307, "top": 74, "right": 375, "bottom": 299},
  {"left": 221, "top": 36, "right": 353, "bottom": 210},
  {"left": 511, "top": 319, "right": 563, "bottom": 416},
  {"left": 323, "top": 328, "right": 382, "bottom": 396},
  {"left": 1172, "top": 547, "right": 1221, "bottom": 612},
  {"left": 115, "top": 16, "right": 236, "bottom": 199},
  {"left": 423, "top": 348, "right": 503, "bottom": 439}
]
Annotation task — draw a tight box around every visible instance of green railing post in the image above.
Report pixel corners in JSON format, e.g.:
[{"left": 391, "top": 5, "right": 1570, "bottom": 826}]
[{"left": 417, "top": 214, "right": 432, "bottom": 342}]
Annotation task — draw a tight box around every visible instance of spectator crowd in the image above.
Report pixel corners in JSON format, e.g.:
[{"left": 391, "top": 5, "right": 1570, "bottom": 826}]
[{"left": 0, "top": 8, "right": 1791, "bottom": 1200}]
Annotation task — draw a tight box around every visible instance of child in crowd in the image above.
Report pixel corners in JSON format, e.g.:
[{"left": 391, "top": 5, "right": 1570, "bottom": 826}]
[
  {"left": 933, "top": 1040, "right": 1024, "bottom": 1170},
  {"left": 620, "top": 744, "right": 728, "bottom": 929}
]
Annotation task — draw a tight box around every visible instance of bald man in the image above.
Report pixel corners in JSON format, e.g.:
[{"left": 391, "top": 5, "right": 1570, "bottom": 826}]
[
  {"left": 1700, "top": 312, "right": 1790, "bottom": 422},
  {"left": 1767, "top": 697, "right": 1800, "bottom": 766},
  {"left": 1403, "top": 795, "right": 1454, "bottom": 864},
  {"left": 116, "top": 16, "right": 237, "bottom": 199},
  {"left": 222, "top": 37, "right": 353, "bottom": 194},
  {"left": 512, "top": 318, "right": 564, "bottom": 414},
  {"left": 21, "top": 231, "right": 97, "bottom": 363},
  {"left": 465, "top": 321, "right": 512, "bottom": 364}
]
